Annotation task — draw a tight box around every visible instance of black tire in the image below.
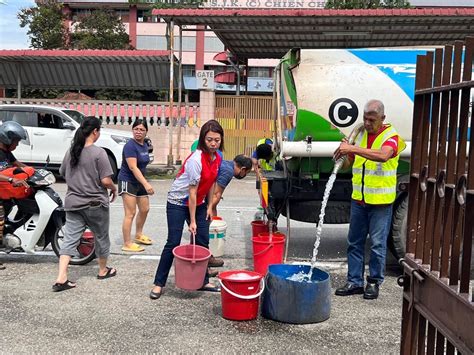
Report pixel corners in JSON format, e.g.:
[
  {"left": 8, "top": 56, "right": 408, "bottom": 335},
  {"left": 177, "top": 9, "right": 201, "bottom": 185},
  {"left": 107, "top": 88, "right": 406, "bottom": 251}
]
[
  {"left": 388, "top": 194, "right": 408, "bottom": 261},
  {"left": 51, "top": 223, "right": 96, "bottom": 266},
  {"left": 108, "top": 154, "right": 118, "bottom": 182}
]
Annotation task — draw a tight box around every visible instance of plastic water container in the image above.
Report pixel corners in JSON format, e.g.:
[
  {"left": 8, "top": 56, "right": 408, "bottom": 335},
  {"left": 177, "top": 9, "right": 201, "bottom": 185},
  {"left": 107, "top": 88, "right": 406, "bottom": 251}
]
[
  {"left": 218, "top": 270, "right": 265, "bottom": 321},
  {"left": 261, "top": 264, "right": 331, "bottom": 324},
  {"left": 209, "top": 218, "right": 227, "bottom": 257}
]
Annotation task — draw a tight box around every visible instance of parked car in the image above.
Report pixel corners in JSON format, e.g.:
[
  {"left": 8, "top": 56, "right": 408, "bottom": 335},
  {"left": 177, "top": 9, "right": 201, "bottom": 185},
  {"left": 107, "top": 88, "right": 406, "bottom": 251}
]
[{"left": 0, "top": 104, "right": 154, "bottom": 179}]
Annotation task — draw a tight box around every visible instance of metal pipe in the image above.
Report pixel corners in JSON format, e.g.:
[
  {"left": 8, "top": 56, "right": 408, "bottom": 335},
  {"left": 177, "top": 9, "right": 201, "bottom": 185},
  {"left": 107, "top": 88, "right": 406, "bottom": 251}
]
[
  {"left": 167, "top": 20, "right": 174, "bottom": 167},
  {"left": 16, "top": 63, "right": 21, "bottom": 103},
  {"left": 175, "top": 25, "right": 183, "bottom": 164},
  {"left": 280, "top": 141, "right": 412, "bottom": 159}
]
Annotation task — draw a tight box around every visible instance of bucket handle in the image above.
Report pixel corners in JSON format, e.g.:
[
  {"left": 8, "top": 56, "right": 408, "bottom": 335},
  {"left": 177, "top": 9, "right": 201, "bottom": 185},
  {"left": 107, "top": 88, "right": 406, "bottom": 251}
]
[
  {"left": 218, "top": 278, "right": 265, "bottom": 300},
  {"left": 253, "top": 243, "right": 273, "bottom": 257},
  {"left": 191, "top": 232, "right": 196, "bottom": 264}
]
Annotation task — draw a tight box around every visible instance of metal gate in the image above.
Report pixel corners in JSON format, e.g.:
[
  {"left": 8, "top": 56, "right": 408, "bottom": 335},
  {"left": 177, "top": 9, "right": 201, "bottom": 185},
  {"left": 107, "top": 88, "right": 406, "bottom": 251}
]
[
  {"left": 215, "top": 95, "right": 274, "bottom": 160},
  {"left": 400, "top": 38, "right": 474, "bottom": 353}
]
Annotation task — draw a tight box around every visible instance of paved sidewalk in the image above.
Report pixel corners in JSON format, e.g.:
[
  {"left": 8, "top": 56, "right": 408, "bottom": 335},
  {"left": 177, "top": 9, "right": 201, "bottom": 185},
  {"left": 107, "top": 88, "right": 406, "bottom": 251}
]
[{"left": 0, "top": 255, "right": 402, "bottom": 353}]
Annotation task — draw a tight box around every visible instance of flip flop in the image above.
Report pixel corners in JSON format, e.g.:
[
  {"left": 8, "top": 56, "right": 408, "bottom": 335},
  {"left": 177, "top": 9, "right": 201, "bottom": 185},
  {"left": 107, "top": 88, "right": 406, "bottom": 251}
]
[
  {"left": 0, "top": 263, "right": 6, "bottom": 270},
  {"left": 121, "top": 243, "right": 145, "bottom": 252},
  {"left": 135, "top": 235, "right": 153, "bottom": 245},
  {"left": 97, "top": 267, "right": 117, "bottom": 280},
  {"left": 52, "top": 280, "right": 76, "bottom": 292},
  {"left": 198, "top": 284, "right": 221, "bottom": 293}
]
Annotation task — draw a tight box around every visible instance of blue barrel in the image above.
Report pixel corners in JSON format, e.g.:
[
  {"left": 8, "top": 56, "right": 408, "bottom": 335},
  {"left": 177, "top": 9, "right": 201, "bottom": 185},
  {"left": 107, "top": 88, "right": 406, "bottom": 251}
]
[{"left": 261, "top": 264, "right": 331, "bottom": 324}]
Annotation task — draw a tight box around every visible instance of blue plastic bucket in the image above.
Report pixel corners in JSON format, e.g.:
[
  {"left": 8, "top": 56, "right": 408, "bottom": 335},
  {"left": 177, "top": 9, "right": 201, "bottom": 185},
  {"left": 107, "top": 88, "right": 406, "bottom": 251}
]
[{"left": 261, "top": 264, "right": 331, "bottom": 324}]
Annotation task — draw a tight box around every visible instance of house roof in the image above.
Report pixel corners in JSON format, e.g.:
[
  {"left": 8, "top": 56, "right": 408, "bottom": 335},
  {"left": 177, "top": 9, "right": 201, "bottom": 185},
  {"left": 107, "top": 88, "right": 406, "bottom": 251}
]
[
  {"left": 153, "top": 8, "right": 474, "bottom": 59},
  {"left": 0, "top": 50, "right": 177, "bottom": 90}
]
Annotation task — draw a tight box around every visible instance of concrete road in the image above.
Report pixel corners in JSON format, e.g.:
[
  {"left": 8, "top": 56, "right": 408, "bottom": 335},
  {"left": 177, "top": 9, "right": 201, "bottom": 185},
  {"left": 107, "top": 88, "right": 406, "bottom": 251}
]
[{"left": 0, "top": 177, "right": 403, "bottom": 353}]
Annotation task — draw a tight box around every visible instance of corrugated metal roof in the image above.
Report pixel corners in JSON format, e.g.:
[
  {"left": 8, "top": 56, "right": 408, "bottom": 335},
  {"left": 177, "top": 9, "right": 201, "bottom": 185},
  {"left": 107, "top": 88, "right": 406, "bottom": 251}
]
[
  {"left": 152, "top": 8, "right": 474, "bottom": 59},
  {"left": 0, "top": 50, "right": 177, "bottom": 90}
]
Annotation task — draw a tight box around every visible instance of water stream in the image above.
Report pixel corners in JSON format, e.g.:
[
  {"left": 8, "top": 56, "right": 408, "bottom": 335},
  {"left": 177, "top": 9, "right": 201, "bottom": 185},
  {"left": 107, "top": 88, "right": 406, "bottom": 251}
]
[{"left": 286, "top": 157, "right": 345, "bottom": 283}]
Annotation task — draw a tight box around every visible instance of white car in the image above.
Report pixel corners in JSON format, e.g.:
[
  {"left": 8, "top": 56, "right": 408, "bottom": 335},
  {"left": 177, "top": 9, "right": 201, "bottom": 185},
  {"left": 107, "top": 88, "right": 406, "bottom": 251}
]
[{"left": 0, "top": 104, "right": 154, "bottom": 178}]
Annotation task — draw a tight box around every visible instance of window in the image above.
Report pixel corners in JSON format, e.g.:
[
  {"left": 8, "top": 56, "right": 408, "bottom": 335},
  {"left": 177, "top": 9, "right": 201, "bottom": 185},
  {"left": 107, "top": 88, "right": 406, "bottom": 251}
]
[
  {"left": 137, "top": 10, "right": 160, "bottom": 23},
  {"left": 36, "top": 113, "right": 62, "bottom": 129},
  {"left": 63, "top": 110, "right": 85, "bottom": 124},
  {"left": 174, "top": 37, "right": 196, "bottom": 51},
  {"left": 136, "top": 35, "right": 168, "bottom": 50},
  {"left": 0, "top": 111, "right": 37, "bottom": 127},
  {"left": 71, "top": 8, "right": 92, "bottom": 21},
  {"left": 248, "top": 67, "right": 272, "bottom": 78},
  {"left": 182, "top": 65, "right": 196, "bottom": 77},
  {"left": 204, "top": 37, "right": 224, "bottom": 52},
  {"left": 136, "top": 35, "right": 197, "bottom": 51},
  {"left": 205, "top": 65, "right": 227, "bottom": 74}
]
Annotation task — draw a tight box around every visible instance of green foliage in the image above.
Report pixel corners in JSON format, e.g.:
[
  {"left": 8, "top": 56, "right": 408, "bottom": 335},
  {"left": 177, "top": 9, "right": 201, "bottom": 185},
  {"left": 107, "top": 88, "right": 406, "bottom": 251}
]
[
  {"left": 325, "top": 0, "right": 411, "bottom": 9},
  {"left": 94, "top": 89, "right": 144, "bottom": 101},
  {"left": 71, "top": 9, "right": 131, "bottom": 49},
  {"left": 17, "top": 0, "right": 68, "bottom": 49},
  {"left": 15, "top": 89, "right": 65, "bottom": 99}
]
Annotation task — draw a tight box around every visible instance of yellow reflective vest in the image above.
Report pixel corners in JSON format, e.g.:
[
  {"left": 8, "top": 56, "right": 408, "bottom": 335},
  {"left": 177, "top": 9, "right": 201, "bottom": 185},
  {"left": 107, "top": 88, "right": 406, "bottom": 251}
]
[{"left": 352, "top": 125, "right": 406, "bottom": 204}]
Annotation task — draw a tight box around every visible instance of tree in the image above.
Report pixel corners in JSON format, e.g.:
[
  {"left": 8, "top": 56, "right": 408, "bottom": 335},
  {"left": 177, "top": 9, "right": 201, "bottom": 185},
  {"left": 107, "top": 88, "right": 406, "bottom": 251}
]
[
  {"left": 325, "top": 0, "right": 411, "bottom": 9},
  {"left": 71, "top": 9, "right": 131, "bottom": 49},
  {"left": 18, "top": 0, "right": 68, "bottom": 49}
]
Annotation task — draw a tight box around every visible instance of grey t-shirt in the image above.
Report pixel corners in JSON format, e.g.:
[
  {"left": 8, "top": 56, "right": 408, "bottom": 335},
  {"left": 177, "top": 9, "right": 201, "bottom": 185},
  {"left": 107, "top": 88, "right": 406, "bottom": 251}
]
[{"left": 60, "top": 145, "right": 113, "bottom": 211}]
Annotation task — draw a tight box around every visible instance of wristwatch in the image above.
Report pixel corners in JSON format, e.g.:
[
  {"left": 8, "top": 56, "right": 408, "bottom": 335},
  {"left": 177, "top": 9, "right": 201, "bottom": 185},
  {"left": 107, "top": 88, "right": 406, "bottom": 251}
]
[{"left": 8, "top": 177, "right": 13, "bottom": 183}]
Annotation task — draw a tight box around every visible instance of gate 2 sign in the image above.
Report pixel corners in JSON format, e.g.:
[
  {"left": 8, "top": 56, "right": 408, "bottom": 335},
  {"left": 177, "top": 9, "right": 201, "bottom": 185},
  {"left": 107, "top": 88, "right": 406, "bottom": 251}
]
[{"left": 196, "top": 70, "right": 215, "bottom": 90}]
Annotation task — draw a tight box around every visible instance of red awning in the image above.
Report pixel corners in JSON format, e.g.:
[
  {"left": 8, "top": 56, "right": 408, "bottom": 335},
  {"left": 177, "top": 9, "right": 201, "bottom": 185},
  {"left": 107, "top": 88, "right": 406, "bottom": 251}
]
[{"left": 215, "top": 71, "right": 236, "bottom": 84}]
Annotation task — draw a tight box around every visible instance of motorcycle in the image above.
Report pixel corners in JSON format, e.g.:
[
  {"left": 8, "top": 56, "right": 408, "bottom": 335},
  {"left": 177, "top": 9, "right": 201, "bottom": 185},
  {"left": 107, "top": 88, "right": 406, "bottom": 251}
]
[{"left": 1, "top": 168, "right": 95, "bottom": 265}]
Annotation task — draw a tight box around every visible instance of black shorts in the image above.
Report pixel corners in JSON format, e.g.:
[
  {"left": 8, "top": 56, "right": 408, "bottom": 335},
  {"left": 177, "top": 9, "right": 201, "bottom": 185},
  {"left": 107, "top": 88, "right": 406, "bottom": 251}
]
[{"left": 118, "top": 180, "right": 148, "bottom": 197}]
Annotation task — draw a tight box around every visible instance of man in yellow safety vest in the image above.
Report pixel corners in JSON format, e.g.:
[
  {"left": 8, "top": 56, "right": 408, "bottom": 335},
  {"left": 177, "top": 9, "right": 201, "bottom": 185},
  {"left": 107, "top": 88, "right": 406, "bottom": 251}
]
[
  {"left": 333, "top": 99, "right": 406, "bottom": 300},
  {"left": 252, "top": 138, "right": 276, "bottom": 171}
]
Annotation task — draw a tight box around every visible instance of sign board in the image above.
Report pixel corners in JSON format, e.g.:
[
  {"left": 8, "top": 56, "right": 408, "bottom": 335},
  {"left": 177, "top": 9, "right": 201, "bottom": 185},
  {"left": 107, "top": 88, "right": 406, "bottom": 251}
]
[
  {"left": 196, "top": 70, "right": 215, "bottom": 90},
  {"left": 202, "top": 0, "right": 327, "bottom": 8}
]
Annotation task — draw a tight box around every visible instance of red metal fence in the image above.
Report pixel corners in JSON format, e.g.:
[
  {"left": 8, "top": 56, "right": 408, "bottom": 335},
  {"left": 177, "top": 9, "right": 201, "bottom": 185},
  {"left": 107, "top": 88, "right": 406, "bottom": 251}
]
[{"left": 400, "top": 38, "right": 474, "bottom": 354}]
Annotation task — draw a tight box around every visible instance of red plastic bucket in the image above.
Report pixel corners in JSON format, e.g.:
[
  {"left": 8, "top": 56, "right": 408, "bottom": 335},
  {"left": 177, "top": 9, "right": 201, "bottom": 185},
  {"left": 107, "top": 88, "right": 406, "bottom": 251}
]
[
  {"left": 77, "top": 229, "right": 94, "bottom": 256},
  {"left": 252, "top": 232, "right": 286, "bottom": 276},
  {"left": 173, "top": 243, "right": 211, "bottom": 290},
  {"left": 251, "top": 220, "right": 277, "bottom": 238},
  {"left": 218, "top": 270, "right": 265, "bottom": 321}
]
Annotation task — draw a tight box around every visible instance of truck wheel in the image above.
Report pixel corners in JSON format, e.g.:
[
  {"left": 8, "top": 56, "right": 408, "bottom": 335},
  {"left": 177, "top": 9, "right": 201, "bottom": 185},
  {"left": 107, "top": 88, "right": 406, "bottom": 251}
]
[
  {"left": 108, "top": 154, "right": 118, "bottom": 182},
  {"left": 388, "top": 194, "right": 408, "bottom": 261}
]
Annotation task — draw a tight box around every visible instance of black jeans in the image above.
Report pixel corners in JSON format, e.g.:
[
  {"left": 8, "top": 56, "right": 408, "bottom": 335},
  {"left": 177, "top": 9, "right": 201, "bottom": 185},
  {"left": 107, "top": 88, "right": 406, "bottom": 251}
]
[{"left": 153, "top": 202, "right": 210, "bottom": 287}]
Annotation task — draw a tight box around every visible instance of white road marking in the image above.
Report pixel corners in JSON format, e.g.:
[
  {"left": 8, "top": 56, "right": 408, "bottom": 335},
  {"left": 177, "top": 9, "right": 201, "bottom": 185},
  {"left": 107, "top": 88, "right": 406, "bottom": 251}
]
[
  {"left": 129, "top": 255, "right": 161, "bottom": 260},
  {"left": 110, "top": 204, "right": 257, "bottom": 211},
  {"left": 0, "top": 250, "right": 55, "bottom": 256}
]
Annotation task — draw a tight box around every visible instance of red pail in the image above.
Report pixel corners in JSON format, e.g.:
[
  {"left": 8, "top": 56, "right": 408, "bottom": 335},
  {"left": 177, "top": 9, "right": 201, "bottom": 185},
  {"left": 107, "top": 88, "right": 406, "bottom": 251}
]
[
  {"left": 218, "top": 270, "right": 265, "bottom": 321},
  {"left": 252, "top": 232, "right": 286, "bottom": 276},
  {"left": 173, "top": 243, "right": 211, "bottom": 290}
]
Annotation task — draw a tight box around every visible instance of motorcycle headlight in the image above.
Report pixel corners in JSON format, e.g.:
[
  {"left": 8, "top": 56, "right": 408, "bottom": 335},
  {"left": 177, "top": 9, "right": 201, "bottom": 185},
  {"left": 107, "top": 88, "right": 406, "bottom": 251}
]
[
  {"left": 35, "top": 172, "right": 56, "bottom": 186},
  {"left": 111, "top": 135, "right": 130, "bottom": 144}
]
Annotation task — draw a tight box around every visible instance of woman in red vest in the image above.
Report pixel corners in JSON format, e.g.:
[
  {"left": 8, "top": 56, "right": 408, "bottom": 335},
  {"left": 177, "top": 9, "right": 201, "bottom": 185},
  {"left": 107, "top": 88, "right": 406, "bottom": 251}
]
[{"left": 150, "top": 120, "right": 224, "bottom": 299}]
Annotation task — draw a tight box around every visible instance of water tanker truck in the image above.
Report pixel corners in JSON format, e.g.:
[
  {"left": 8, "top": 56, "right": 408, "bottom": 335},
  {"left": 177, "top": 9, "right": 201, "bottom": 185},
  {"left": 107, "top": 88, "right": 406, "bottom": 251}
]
[{"left": 260, "top": 47, "right": 436, "bottom": 260}]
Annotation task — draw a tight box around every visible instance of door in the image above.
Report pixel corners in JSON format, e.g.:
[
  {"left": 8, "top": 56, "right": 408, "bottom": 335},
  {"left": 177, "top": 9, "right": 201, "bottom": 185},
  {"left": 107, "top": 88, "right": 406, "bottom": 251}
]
[{"left": 30, "top": 111, "right": 75, "bottom": 164}]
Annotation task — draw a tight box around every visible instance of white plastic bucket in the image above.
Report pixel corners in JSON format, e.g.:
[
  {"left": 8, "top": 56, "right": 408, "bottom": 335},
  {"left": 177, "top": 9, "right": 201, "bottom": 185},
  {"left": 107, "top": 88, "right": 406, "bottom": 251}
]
[{"left": 209, "top": 219, "right": 227, "bottom": 257}]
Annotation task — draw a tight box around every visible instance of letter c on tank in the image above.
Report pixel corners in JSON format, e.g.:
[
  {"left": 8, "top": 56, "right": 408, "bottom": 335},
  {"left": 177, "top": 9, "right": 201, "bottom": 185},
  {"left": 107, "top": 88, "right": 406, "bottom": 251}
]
[{"left": 328, "top": 98, "right": 359, "bottom": 128}]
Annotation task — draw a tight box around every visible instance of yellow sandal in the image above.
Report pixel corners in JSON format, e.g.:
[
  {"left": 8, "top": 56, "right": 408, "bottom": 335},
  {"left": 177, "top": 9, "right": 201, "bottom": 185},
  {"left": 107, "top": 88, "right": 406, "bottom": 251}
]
[
  {"left": 135, "top": 234, "right": 153, "bottom": 245},
  {"left": 121, "top": 243, "right": 145, "bottom": 252}
]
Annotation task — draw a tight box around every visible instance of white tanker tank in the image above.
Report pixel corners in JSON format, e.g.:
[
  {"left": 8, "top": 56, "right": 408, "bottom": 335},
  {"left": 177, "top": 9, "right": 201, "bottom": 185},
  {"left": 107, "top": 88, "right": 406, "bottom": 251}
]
[{"left": 263, "top": 46, "right": 451, "bottom": 260}]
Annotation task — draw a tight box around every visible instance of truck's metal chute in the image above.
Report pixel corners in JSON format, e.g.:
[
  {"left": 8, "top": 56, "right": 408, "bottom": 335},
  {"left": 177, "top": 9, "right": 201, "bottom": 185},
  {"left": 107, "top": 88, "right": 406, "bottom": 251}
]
[{"left": 280, "top": 141, "right": 412, "bottom": 159}]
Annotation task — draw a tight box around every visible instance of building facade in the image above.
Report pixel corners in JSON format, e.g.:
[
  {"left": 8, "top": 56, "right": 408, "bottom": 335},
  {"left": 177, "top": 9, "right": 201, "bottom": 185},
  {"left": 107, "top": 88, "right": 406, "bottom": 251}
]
[{"left": 60, "top": 0, "right": 277, "bottom": 94}]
